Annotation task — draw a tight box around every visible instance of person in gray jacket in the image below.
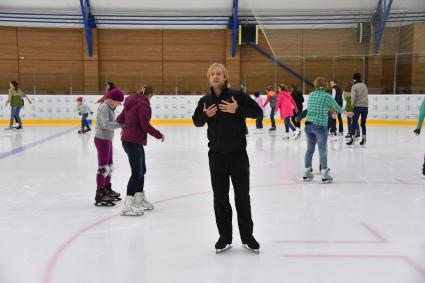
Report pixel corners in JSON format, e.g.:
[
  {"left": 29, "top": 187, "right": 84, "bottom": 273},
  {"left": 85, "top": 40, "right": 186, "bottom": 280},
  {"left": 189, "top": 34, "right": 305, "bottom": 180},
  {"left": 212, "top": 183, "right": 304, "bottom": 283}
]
[
  {"left": 76, "top": 96, "right": 93, "bottom": 134},
  {"left": 346, "top": 73, "right": 369, "bottom": 146},
  {"left": 94, "top": 89, "right": 124, "bottom": 206}
]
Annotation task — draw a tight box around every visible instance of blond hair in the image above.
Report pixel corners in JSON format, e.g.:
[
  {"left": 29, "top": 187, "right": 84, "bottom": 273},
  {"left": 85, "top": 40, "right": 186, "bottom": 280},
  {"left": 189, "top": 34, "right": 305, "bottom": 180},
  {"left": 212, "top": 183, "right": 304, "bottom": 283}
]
[
  {"left": 206, "top": 62, "right": 229, "bottom": 82},
  {"left": 314, "top": 77, "right": 329, "bottom": 90},
  {"left": 279, "top": 83, "right": 288, "bottom": 91}
]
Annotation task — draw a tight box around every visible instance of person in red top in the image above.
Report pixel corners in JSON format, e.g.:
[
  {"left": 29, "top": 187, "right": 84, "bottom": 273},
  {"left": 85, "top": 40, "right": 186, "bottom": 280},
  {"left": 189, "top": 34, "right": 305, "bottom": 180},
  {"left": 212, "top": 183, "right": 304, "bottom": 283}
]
[{"left": 116, "top": 85, "right": 165, "bottom": 216}]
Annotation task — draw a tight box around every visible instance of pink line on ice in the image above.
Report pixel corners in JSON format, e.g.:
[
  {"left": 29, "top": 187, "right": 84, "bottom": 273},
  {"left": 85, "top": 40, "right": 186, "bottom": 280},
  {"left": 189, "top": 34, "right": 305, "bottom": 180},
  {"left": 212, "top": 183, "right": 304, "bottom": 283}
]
[
  {"left": 281, "top": 254, "right": 425, "bottom": 279},
  {"left": 275, "top": 222, "right": 388, "bottom": 244},
  {"left": 42, "top": 191, "right": 209, "bottom": 283}
]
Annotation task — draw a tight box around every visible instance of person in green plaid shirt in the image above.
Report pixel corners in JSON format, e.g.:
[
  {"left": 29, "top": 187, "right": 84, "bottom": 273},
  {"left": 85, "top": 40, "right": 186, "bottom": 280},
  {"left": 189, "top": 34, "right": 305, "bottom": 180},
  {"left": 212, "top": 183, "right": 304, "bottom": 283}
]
[{"left": 303, "top": 77, "right": 354, "bottom": 183}]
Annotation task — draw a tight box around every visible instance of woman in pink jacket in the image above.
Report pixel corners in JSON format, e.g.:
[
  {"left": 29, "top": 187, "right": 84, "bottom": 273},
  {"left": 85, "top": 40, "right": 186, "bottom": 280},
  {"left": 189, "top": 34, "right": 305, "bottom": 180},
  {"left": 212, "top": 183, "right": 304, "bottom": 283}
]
[
  {"left": 116, "top": 85, "right": 165, "bottom": 216},
  {"left": 275, "top": 83, "right": 300, "bottom": 139}
]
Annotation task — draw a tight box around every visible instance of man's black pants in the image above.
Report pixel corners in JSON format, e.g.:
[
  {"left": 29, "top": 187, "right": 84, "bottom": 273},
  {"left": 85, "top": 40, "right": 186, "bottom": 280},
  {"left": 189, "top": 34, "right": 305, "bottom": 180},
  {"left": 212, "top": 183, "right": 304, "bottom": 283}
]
[{"left": 208, "top": 149, "right": 253, "bottom": 240}]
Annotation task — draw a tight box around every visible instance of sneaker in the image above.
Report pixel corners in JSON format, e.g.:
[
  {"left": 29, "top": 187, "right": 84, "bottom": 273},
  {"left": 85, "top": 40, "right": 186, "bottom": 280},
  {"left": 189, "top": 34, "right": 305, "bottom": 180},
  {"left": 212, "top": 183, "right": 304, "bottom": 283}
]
[
  {"left": 134, "top": 192, "right": 154, "bottom": 210},
  {"left": 215, "top": 236, "right": 232, "bottom": 254},
  {"left": 122, "top": 195, "right": 144, "bottom": 216},
  {"left": 241, "top": 235, "right": 260, "bottom": 254},
  {"left": 303, "top": 167, "right": 314, "bottom": 181},
  {"left": 94, "top": 189, "right": 116, "bottom": 206},
  {"left": 321, "top": 168, "right": 333, "bottom": 183}
]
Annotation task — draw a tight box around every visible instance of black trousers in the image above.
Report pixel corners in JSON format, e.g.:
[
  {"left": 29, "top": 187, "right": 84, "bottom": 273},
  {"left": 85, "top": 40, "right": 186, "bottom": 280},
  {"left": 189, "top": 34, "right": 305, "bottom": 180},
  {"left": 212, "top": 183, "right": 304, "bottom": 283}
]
[
  {"left": 208, "top": 149, "right": 253, "bottom": 240},
  {"left": 291, "top": 108, "right": 303, "bottom": 128},
  {"left": 122, "top": 142, "right": 146, "bottom": 196}
]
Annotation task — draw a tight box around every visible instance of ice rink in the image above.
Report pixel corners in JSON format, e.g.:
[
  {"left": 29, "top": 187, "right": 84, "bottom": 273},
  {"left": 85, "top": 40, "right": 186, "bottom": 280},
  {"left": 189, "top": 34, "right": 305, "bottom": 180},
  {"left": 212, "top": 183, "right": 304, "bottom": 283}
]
[{"left": 0, "top": 124, "right": 424, "bottom": 283}]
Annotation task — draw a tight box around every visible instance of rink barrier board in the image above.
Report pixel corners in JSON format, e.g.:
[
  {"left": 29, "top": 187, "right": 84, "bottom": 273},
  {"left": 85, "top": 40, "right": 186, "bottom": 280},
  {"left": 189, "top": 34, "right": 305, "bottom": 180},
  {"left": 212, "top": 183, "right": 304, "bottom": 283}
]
[
  {"left": 0, "top": 94, "right": 424, "bottom": 127},
  {"left": 0, "top": 119, "right": 420, "bottom": 126}
]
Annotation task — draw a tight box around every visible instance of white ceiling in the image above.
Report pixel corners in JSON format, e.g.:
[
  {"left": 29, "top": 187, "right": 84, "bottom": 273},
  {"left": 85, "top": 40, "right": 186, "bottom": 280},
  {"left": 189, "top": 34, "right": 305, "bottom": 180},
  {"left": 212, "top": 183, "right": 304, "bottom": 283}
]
[{"left": 1, "top": 0, "right": 424, "bottom": 14}]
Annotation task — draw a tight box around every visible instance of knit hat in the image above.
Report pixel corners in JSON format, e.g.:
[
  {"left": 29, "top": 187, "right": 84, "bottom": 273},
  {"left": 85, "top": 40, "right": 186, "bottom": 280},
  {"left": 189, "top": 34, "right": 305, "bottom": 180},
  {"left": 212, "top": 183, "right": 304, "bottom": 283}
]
[{"left": 106, "top": 88, "right": 124, "bottom": 102}]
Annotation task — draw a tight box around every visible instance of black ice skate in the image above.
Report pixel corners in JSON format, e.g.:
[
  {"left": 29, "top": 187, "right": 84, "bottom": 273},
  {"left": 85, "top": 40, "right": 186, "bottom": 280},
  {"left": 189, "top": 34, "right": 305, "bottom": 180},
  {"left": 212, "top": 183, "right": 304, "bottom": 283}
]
[
  {"left": 359, "top": 135, "right": 366, "bottom": 146},
  {"left": 94, "top": 189, "right": 116, "bottom": 206},
  {"left": 241, "top": 235, "right": 260, "bottom": 254},
  {"left": 215, "top": 236, "right": 232, "bottom": 254},
  {"left": 78, "top": 129, "right": 85, "bottom": 134},
  {"left": 422, "top": 163, "right": 425, "bottom": 176},
  {"left": 104, "top": 183, "right": 121, "bottom": 201},
  {"left": 346, "top": 135, "right": 354, "bottom": 146},
  {"left": 83, "top": 128, "right": 92, "bottom": 133}
]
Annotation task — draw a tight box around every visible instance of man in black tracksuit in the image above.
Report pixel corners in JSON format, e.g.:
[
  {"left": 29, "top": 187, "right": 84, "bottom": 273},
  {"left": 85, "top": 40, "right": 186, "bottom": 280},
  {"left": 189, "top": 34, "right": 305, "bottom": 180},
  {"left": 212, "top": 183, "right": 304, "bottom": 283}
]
[
  {"left": 192, "top": 63, "right": 263, "bottom": 253},
  {"left": 329, "top": 80, "right": 344, "bottom": 135}
]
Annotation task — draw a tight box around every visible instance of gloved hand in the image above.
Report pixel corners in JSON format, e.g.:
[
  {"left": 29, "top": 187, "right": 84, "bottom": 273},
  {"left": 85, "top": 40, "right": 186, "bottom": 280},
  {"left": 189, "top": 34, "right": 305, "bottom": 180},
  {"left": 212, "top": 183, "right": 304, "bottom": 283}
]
[
  {"left": 78, "top": 112, "right": 82, "bottom": 115},
  {"left": 414, "top": 128, "right": 421, "bottom": 136}
]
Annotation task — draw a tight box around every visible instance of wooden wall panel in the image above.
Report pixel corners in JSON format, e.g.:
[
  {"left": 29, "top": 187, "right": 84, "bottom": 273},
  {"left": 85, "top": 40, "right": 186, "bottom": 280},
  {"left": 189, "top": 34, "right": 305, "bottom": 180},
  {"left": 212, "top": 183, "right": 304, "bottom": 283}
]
[
  {"left": 84, "top": 61, "right": 99, "bottom": 93},
  {"left": 225, "top": 29, "right": 241, "bottom": 89},
  {"left": 17, "top": 28, "right": 83, "bottom": 61},
  {"left": 399, "top": 24, "right": 414, "bottom": 53},
  {"left": 0, "top": 27, "right": 18, "bottom": 60},
  {"left": 303, "top": 29, "right": 367, "bottom": 57},
  {"left": 98, "top": 30, "right": 162, "bottom": 61},
  {"left": 83, "top": 29, "right": 99, "bottom": 61},
  {"left": 163, "top": 62, "right": 211, "bottom": 94},
  {"left": 412, "top": 54, "right": 425, "bottom": 92},
  {"left": 19, "top": 60, "right": 83, "bottom": 93},
  {"left": 365, "top": 56, "right": 384, "bottom": 92},
  {"left": 240, "top": 29, "right": 302, "bottom": 61},
  {"left": 163, "top": 30, "right": 226, "bottom": 62},
  {"left": 99, "top": 61, "right": 162, "bottom": 93},
  {"left": 380, "top": 27, "right": 400, "bottom": 55},
  {"left": 241, "top": 60, "right": 303, "bottom": 93},
  {"left": 413, "top": 22, "right": 425, "bottom": 52},
  {"left": 0, "top": 60, "right": 19, "bottom": 92}
]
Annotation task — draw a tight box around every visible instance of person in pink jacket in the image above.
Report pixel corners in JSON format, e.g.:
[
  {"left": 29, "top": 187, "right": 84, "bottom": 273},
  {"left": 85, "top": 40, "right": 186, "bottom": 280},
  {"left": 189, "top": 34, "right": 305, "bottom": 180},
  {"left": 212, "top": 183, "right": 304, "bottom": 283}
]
[
  {"left": 116, "top": 85, "right": 165, "bottom": 216},
  {"left": 275, "top": 83, "right": 300, "bottom": 139}
]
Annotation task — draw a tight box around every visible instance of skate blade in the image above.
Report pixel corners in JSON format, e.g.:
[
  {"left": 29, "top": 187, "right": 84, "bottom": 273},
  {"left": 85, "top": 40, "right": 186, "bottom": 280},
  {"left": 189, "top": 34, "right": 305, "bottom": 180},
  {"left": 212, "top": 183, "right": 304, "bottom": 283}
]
[
  {"left": 215, "top": 245, "right": 232, "bottom": 254},
  {"left": 143, "top": 207, "right": 154, "bottom": 211},
  {"left": 94, "top": 201, "right": 116, "bottom": 207},
  {"left": 302, "top": 177, "right": 313, "bottom": 182},
  {"left": 121, "top": 211, "right": 144, "bottom": 216},
  {"left": 321, "top": 179, "right": 333, "bottom": 184},
  {"left": 242, "top": 244, "right": 260, "bottom": 254},
  {"left": 112, "top": 197, "right": 122, "bottom": 202}
]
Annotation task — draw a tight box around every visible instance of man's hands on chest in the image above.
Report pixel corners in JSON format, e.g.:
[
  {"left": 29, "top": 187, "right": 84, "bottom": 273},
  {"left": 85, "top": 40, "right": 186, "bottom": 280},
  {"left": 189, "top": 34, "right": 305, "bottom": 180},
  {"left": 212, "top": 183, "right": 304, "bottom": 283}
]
[{"left": 219, "top": 96, "right": 238, "bottom": 114}]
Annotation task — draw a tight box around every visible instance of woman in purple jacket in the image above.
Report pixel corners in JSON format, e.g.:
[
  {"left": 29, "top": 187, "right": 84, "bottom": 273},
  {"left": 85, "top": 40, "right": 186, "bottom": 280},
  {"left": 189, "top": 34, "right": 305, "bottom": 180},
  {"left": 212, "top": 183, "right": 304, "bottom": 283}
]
[{"left": 116, "top": 85, "right": 165, "bottom": 216}]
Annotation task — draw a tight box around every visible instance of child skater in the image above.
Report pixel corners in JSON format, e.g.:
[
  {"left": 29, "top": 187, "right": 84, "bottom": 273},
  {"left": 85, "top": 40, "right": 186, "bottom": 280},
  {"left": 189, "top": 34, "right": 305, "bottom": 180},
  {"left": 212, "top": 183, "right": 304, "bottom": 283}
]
[
  {"left": 254, "top": 92, "right": 264, "bottom": 132},
  {"left": 275, "top": 83, "right": 300, "bottom": 140},
  {"left": 93, "top": 89, "right": 124, "bottom": 206},
  {"left": 116, "top": 85, "right": 165, "bottom": 216},
  {"left": 76, "top": 96, "right": 93, "bottom": 134}
]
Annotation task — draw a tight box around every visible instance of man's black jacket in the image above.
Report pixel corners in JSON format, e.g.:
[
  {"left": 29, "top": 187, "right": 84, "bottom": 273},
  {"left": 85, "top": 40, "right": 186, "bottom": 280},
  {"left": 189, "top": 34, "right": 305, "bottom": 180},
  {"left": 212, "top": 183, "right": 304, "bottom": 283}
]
[{"left": 192, "top": 87, "right": 263, "bottom": 154}]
